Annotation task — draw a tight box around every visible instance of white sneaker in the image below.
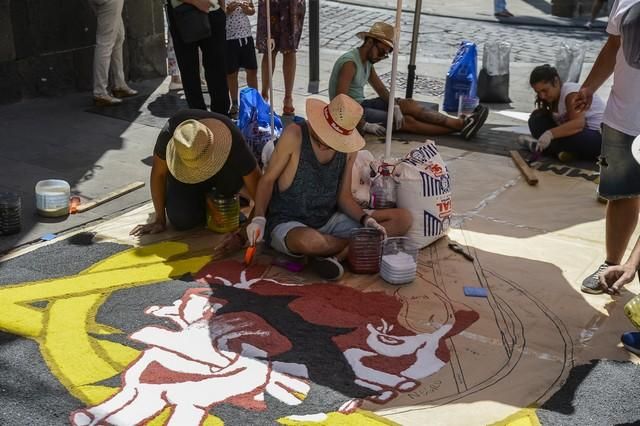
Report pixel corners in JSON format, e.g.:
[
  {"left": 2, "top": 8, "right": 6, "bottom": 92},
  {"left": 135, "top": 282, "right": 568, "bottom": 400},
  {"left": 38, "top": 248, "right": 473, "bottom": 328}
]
[
  {"left": 517, "top": 135, "right": 539, "bottom": 153},
  {"left": 168, "top": 81, "right": 183, "bottom": 91},
  {"left": 112, "top": 86, "right": 138, "bottom": 98},
  {"left": 93, "top": 94, "right": 123, "bottom": 106},
  {"left": 584, "top": 21, "right": 593, "bottom": 29}
]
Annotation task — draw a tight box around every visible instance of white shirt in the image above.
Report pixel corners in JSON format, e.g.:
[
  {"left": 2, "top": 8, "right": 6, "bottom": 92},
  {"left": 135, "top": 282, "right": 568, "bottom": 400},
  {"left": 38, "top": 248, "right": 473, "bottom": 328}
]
[
  {"left": 603, "top": 0, "right": 640, "bottom": 136},
  {"left": 555, "top": 82, "right": 605, "bottom": 131}
]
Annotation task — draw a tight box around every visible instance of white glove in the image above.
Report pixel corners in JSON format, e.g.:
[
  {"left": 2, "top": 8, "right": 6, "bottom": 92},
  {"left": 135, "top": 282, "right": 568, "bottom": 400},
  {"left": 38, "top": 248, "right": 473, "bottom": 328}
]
[
  {"left": 364, "top": 216, "right": 387, "bottom": 238},
  {"left": 393, "top": 104, "right": 404, "bottom": 130},
  {"left": 537, "top": 130, "right": 553, "bottom": 152},
  {"left": 246, "top": 216, "right": 266, "bottom": 246},
  {"left": 362, "top": 122, "right": 386, "bottom": 136}
]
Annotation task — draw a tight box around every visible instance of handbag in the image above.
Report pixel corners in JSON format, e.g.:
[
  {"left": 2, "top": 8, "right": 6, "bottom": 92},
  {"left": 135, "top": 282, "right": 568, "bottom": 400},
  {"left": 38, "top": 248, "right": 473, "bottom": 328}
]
[{"left": 172, "top": 3, "right": 211, "bottom": 44}]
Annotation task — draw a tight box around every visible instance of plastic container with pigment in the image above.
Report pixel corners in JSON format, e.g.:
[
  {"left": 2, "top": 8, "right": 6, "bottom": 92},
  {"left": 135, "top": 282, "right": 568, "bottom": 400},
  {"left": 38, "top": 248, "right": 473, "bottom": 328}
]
[
  {"left": 206, "top": 191, "right": 240, "bottom": 233},
  {"left": 380, "top": 237, "right": 418, "bottom": 285},
  {"left": 35, "top": 179, "right": 70, "bottom": 217},
  {"left": 0, "top": 192, "right": 22, "bottom": 235},
  {"left": 347, "top": 228, "right": 383, "bottom": 274}
]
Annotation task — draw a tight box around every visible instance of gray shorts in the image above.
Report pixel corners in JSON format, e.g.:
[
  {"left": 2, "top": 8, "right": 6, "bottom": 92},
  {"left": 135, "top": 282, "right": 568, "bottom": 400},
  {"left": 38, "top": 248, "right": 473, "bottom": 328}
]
[
  {"left": 599, "top": 124, "right": 640, "bottom": 200},
  {"left": 270, "top": 212, "right": 361, "bottom": 256},
  {"left": 361, "top": 97, "right": 389, "bottom": 124}
]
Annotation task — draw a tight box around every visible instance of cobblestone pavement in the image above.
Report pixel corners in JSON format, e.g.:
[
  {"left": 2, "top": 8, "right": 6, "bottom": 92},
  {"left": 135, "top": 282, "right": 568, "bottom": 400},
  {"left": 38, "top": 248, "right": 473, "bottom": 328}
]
[{"left": 296, "top": 1, "right": 608, "bottom": 63}]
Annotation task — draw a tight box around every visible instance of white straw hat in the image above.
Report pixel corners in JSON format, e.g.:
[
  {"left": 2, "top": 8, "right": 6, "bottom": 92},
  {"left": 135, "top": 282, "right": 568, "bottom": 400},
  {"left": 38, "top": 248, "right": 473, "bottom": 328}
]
[
  {"left": 306, "top": 94, "right": 365, "bottom": 153},
  {"left": 166, "top": 119, "right": 232, "bottom": 184}
]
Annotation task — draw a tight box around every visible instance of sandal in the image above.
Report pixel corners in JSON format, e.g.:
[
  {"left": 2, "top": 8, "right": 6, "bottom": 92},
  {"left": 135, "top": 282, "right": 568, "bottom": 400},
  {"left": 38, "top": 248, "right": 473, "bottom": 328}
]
[{"left": 283, "top": 105, "right": 295, "bottom": 116}]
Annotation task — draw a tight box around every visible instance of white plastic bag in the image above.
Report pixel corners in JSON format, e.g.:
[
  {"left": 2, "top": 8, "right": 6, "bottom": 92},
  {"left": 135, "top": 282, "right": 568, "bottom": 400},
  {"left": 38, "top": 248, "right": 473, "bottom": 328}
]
[
  {"left": 555, "top": 43, "right": 585, "bottom": 83},
  {"left": 351, "top": 150, "right": 375, "bottom": 208},
  {"left": 394, "top": 141, "right": 452, "bottom": 248}
]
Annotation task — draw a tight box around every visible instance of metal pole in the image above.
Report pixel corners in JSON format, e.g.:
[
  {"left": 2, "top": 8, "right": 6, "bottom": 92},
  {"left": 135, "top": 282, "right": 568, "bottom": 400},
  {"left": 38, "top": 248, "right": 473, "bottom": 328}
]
[
  {"left": 385, "top": 0, "right": 403, "bottom": 160},
  {"left": 308, "top": 0, "right": 320, "bottom": 93},
  {"left": 266, "top": 0, "right": 275, "bottom": 137},
  {"left": 406, "top": 0, "right": 422, "bottom": 99}
]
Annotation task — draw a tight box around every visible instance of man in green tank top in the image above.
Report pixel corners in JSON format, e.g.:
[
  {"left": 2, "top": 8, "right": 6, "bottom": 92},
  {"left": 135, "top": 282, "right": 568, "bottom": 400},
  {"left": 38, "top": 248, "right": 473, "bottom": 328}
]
[
  {"left": 329, "top": 22, "right": 489, "bottom": 140},
  {"left": 245, "top": 94, "right": 412, "bottom": 281}
]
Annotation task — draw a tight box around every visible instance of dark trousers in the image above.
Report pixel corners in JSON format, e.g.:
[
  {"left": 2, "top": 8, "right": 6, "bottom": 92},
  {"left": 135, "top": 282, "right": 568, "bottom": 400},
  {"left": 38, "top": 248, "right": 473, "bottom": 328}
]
[
  {"left": 528, "top": 109, "right": 602, "bottom": 161},
  {"left": 165, "top": 175, "right": 214, "bottom": 230},
  {"left": 167, "top": 7, "right": 230, "bottom": 115}
]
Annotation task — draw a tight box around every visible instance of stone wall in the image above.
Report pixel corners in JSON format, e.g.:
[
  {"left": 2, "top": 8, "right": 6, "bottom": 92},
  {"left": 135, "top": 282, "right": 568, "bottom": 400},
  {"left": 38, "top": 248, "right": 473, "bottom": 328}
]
[{"left": 0, "top": 0, "right": 166, "bottom": 104}]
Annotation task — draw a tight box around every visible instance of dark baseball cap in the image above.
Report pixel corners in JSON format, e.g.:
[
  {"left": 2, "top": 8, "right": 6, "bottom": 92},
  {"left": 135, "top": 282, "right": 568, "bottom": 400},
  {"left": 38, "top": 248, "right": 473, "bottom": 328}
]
[{"left": 622, "top": 2, "right": 640, "bottom": 69}]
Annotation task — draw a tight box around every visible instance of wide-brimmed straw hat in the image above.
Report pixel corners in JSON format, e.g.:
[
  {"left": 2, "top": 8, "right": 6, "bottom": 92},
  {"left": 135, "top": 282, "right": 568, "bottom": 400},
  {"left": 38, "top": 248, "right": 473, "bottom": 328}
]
[
  {"left": 306, "top": 94, "right": 365, "bottom": 153},
  {"left": 356, "top": 22, "right": 395, "bottom": 50},
  {"left": 166, "top": 119, "right": 232, "bottom": 184}
]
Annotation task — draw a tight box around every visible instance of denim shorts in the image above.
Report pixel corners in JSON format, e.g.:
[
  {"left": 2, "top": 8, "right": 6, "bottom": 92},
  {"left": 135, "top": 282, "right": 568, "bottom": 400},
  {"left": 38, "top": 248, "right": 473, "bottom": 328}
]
[
  {"left": 269, "top": 212, "right": 361, "bottom": 256},
  {"left": 599, "top": 124, "right": 640, "bottom": 200},
  {"left": 360, "top": 97, "right": 389, "bottom": 124}
]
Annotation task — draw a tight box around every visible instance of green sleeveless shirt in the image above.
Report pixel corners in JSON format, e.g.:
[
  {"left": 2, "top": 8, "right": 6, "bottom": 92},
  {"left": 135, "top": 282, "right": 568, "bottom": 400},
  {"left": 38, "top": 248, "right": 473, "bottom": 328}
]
[{"left": 328, "top": 49, "right": 371, "bottom": 103}]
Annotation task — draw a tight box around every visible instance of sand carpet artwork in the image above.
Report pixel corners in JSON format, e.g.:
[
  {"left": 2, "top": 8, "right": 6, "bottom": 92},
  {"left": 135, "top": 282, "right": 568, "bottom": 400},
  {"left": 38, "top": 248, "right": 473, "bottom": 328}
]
[{"left": 1, "top": 146, "right": 638, "bottom": 425}]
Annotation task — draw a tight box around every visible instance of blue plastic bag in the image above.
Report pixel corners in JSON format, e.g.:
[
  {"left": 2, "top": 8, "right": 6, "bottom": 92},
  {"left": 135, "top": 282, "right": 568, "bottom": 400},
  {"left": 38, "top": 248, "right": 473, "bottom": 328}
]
[
  {"left": 237, "top": 87, "right": 283, "bottom": 167},
  {"left": 443, "top": 41, "right": 478, "bottom": 113}
]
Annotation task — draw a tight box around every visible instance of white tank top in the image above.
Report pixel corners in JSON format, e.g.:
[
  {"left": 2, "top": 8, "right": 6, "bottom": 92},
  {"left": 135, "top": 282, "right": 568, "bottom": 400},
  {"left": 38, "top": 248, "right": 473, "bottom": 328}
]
[{"left": 554, "top": 82, "right": 606, "bottom": 131}]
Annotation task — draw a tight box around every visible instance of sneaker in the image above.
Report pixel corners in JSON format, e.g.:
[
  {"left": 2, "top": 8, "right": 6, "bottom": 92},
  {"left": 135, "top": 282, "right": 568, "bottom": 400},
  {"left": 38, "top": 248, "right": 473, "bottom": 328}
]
[
  {"left": 624, "top": 295, "right": 640, "bottom": 330},
  {"left": 308, "top": 256, "right": 344, "bottom": 281},
  {"left": 460, "top": 105, "right": 489, "bottom": 140},
  {"left": 621, "top": 331, "right": 640, "bottom": 355},
  {"left": 168, "top": 81, "right": 183, "bottom": 91},
  {"left": 494, "top": 10, "right": 514, "bottom": 18},
  {"left": 584, "top": 21, "right": 593, "bottom": 30},
  {"left": 112, "top": 86, "right": 138, "bottom": 98},
  {"left": 517, "top": 135, "right": 539, "bottom": 153},
  {"left": 557, "top": 151, "right": 575, "bottom": 163},
  {"left": 229, "top": 104, "right": 239, "bottom": 118},
  {"left": 580, "top": 262, "right": 611, "bottom": 294},
  {"left": 93, "top": 94, "right": 123, "bottom": 106}
]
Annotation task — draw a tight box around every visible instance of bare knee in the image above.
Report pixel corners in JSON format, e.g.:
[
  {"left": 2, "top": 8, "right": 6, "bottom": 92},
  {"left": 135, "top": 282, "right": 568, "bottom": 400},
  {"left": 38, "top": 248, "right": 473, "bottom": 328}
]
[{"left": 394, "top": 208, "right": 413, "bottom": 236}]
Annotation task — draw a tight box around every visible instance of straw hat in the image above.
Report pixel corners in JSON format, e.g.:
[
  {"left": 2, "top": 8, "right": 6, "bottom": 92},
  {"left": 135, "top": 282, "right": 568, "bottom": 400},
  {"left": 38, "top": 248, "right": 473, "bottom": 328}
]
[
  {"left": 166, "top": 119, "right": 232, "bottom": 184},
  {"left": 356, "top": 22, "right": 395, "bottom": 50},
  {"left": 306, "top": 94, "right": 365, "bottom": 153}
]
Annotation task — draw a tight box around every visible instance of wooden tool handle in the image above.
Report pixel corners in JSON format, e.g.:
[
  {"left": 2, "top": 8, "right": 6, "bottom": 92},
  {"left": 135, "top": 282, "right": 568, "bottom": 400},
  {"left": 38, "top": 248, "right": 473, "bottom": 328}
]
[
  {"left": 509, "top": 151, "right": 538, "bottom": 186},
  {"left": 75, "top": 181, "right": 145, "bottom": 213}
]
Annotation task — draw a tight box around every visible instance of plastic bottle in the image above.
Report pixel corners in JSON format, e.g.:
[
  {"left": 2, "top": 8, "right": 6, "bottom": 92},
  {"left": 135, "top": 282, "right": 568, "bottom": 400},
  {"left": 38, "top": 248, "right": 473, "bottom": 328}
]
[
  {"left": 370, "top": 165, "right": 397, "bottom": 209},
  {"left": 206, "top": 191, "right": 240, "bottom": 233}
]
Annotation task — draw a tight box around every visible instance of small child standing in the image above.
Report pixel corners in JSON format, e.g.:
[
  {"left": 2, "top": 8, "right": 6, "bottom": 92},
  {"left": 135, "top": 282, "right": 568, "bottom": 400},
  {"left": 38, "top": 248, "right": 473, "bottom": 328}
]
[{"left": 226, "top": 0, "right": 258, "bottom": 117}]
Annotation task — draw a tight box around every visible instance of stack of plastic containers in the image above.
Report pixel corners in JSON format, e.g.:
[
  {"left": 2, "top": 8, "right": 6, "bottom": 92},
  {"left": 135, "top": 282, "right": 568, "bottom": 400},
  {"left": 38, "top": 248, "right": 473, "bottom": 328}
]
[
  {"left": 380, "top": 237, "right": 418, "bottom": 285},
  {"left": 206, "top": 191, "right": 240, "bottom": 233},
  {"left": 0, "top": 192, "right": 21, "bottom": 236},
  {"left": 347, "top": 228, "right": 383, "bottom": 274}
]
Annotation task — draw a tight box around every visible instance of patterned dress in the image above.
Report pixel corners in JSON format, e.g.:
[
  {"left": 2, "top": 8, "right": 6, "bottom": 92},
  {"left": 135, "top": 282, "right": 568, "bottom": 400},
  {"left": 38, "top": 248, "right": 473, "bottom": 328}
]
[{"left": 256, "top": 0, "right": 306, "bottom": 54}]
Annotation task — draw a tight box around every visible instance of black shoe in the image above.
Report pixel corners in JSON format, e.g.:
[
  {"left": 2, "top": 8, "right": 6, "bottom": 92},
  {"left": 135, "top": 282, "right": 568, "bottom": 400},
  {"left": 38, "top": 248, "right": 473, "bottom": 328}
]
[
  {"left": 308, "top": 256, "right": 344, "bottom": 281},
  {"left": 460, "top": 105, "right": 489, "bottom": 140}
]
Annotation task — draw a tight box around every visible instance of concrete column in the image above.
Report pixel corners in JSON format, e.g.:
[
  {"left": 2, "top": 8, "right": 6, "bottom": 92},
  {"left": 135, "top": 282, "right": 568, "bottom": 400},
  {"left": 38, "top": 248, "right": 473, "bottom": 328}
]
[{"left": 122, "top": 0, "right": 166, "bottom": 81}]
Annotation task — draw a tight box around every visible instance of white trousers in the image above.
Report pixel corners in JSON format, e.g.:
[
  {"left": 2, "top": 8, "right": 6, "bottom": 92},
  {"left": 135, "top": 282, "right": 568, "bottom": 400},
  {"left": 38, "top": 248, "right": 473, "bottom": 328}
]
[{"left": 89, "top": 0, "right": 127, "bottom": 96}]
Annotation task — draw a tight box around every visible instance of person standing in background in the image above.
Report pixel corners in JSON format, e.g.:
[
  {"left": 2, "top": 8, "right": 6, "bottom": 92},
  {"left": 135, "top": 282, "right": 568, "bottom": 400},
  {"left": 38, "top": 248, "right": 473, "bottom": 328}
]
[
  {"left": 88, "top": 0, "right": 138, "bottom": 106},
  {"left": 226, "top": 0, "right": 259, "bottom": 117},
  {"left": 256, "top": 0, "right": 306, "bottom": 116},
  {"left": 167, "top": 0, "right": 230, "bottom": 115},
  {"left": 494, "top": 0, "right": 514, "bottom": 18},
  {"left": 586, "top": 0, "right": 608, "bottom": 29}
]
